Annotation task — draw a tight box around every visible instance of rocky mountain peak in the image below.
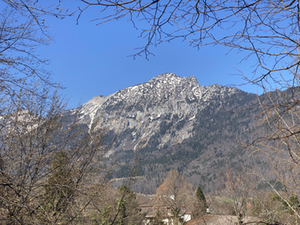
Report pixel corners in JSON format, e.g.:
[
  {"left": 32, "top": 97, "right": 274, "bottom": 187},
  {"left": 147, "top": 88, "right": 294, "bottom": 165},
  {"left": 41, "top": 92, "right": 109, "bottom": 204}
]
[
  {"left": 149, "top": 73, "right": 198, "bottom": 85},
  {"left": 120, "top": 73, "right": 200, "bottom": 99},
  {"left": 79, "top": 73, "right": 246, "bottom": 153}
]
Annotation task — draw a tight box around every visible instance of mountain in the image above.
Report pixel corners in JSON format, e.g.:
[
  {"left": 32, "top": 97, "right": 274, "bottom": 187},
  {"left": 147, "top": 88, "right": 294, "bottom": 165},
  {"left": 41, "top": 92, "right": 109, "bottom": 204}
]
[{"left": 79, "top": 73, "right": 262, "bottom": 194}]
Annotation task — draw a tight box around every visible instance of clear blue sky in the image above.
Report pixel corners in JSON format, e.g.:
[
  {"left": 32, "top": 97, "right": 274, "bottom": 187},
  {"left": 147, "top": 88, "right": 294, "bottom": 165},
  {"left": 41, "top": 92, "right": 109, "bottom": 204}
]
[{"left": 36, "top": 1, "right": 260, "bottom": 108}]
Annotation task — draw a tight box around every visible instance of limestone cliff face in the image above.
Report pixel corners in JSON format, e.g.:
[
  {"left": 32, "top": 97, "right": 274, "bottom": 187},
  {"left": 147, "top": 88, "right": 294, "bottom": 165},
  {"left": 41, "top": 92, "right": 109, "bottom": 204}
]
[
  {"left": 80, "top": 73, "right": 242, "bottom": 151},
  {"left": 78, "top": 73, "right": 260, "bottom": 193}
]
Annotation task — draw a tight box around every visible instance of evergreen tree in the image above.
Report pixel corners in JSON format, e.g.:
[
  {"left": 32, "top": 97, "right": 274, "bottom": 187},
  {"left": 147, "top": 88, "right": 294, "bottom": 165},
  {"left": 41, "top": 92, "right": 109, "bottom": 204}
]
[
  {"left": 117, "top": 185, "right": 136, "bottom": 224},
  {"left": 196, "top": 186, "right": 207, "bottom": 206},
  {"left": 43, "top": 151, "right": 74, "bottom": 216},
  {"left": 196, "top": 186, "right": 207, "bottom": 213},
  {"left": 90, "top": 185, "right": 143, "bottom": 225}
]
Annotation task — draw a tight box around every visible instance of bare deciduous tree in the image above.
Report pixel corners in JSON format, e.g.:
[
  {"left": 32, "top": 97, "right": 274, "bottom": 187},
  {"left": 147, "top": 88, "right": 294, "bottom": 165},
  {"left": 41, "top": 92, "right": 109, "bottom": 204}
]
[
  {"left": 78, "top": 0, "right": 300, "bottom": 89},
  {"left": 249, "top": 88, "right": 300, "bottom": 224},
  {"left": 0, "top": 86, "right": 114, "bottom": 224},
  {"left": 218, "top": 167, "right": 257, "bottom": 225},
  {"left": 0, "top": 0, "right": 73, "bottom": 99},
  {"left": 155, "top": 169, "right": 193, "bottom": 225},
  {"left": 0, "top": 1, "right": 147, "bottom": 224}
]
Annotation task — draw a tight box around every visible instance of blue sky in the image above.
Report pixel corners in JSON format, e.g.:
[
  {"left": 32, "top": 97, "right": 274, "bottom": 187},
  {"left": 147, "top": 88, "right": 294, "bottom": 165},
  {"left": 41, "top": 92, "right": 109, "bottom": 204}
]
[{"left": 36, "top": 1, "right": 260, "bottom": 108}]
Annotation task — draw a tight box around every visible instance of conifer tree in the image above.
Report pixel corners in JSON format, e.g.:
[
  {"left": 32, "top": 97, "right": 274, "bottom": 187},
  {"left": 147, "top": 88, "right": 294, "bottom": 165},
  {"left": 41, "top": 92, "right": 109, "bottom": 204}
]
[
  {"left": 43, "top": 151, "right": 74, "bottom": 217},
  {"left": 196, "top": 186, "right": 207, "bottom": 210},
  {"left": 192, "top": 185, "right": 208, "bottom": 217}
]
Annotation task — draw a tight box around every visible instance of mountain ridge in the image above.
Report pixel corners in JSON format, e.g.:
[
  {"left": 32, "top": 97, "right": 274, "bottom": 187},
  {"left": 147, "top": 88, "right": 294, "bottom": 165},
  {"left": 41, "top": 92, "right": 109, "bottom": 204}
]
[
  {"left": 78, "top": 73, "right": 260, "bottom": 193},
  {"left": 80, "top": 73, "right": 248, "bottom": 150}
]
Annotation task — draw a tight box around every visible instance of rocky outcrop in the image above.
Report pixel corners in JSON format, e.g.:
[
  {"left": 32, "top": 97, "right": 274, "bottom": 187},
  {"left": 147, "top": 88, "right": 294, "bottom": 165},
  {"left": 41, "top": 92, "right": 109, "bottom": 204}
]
[{"left": 80, "top": 73, "right": 242, "bottom": 151}]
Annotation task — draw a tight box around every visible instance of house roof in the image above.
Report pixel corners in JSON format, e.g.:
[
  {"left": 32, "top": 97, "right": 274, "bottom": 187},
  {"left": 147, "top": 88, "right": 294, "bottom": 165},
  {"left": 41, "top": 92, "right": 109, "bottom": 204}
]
[
  {"left": 136, "top": 194, "right": 192, "bottom": 219},
  {"left": 186, "top": 215, "right": 263, "bottom": 225},
  {"left": 136, "top": 194, "right": 155, "bottom": 218},
  {"left": 136, "top": 194, "right": 154, "bottom": 207}
]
